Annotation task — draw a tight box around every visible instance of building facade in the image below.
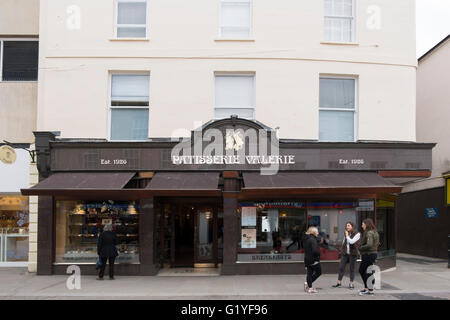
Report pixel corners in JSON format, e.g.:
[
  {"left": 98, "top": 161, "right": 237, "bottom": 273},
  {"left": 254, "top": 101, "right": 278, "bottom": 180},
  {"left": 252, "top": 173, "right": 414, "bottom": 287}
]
[
  {"left": 0, "top": 0, "right": 40, "bottom": 269},
  {"left": 398, "top": 35, "right": 450, "bottom": 259},
  {"left": 23, "top": 0, "right": 434, "bottom": 275}
]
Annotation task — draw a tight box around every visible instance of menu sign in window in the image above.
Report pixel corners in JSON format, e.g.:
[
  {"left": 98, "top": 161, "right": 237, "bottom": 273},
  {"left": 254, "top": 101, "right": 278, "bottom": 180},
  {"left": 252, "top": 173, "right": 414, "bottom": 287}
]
[
  {"left": 241, "top": 228, "right": 257, "bottom": 249},
  {"left": 241, "top": 207, "right": 257, "bottom": 226}
]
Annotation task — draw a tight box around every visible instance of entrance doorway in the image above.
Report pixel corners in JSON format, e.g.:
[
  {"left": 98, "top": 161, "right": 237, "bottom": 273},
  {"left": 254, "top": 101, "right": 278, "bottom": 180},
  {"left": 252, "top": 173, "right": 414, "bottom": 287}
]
[
  {"left": 159, "top": 200, "right": 222, "bottom": 268},
  {"left": 174, "top": 207, "right": 195, "bottom": 267}
]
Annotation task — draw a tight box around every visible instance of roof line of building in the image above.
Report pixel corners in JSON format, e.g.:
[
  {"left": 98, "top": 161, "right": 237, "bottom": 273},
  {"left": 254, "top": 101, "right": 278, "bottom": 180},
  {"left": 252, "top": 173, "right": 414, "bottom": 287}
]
[{"left": 418, "top": 34, "right": 450, "bottom": 62}]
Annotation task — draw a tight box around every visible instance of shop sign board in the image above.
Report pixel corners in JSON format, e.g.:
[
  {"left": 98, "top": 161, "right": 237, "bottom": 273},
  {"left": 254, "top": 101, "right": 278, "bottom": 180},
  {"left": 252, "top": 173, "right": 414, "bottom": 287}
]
[
  {"left": 51, "top": 146, "right": 433, "bottom": 172},
  {"left": 49, "top": 117, "right": 433, "bottom": 173},
  {"left": 356, "top": 200, "right": 375, "bottom": 211},
  {"left": 237, "top": 253, "right": 304, "bottom": 262}
]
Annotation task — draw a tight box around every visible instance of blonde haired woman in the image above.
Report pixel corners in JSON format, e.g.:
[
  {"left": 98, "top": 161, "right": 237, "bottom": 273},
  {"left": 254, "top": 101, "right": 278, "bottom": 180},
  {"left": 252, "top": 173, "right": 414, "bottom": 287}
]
[{"left": 303, "top": 226, "right": 322, "bottom": 294}]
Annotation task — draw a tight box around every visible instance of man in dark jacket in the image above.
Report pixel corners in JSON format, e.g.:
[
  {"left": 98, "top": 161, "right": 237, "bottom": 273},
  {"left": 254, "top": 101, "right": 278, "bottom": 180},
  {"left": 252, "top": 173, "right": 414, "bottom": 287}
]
[
  {"left": 303, "top": 227, "right": 321, "bottom": 293},
  {"left": 97, "top": 224, "right": 119, "bottom": 280}
]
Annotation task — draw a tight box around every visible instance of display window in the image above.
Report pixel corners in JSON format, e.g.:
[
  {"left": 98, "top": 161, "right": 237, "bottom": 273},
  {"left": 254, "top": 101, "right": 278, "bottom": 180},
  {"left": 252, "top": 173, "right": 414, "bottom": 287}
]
[
  {"left": 237, "top": 200, "right": 376, "bottom": 263},
  {"left": 55, "top": 200, "right": 140, "bottom": 264},
  {"left": 0, "top": 195, "right": 29, "bottom": 263},
  {"left": 307, "top": 202, "right": 359, "bottom": 261},
  {"left": 376, "top": 199, "right": 396, "bottom": 257},
  {"left": 237, "top": 202, "right": 307, "bottom": 262}
]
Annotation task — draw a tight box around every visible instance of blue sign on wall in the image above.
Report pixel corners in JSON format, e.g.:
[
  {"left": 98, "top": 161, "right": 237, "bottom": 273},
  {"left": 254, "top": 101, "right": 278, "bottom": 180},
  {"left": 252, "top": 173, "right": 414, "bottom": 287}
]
[
  {"left": 425, "top": 208, "right": 439, "bottom": 218},
  {"left": 308, "top": 216, "right": 321, "bottom": 227}
]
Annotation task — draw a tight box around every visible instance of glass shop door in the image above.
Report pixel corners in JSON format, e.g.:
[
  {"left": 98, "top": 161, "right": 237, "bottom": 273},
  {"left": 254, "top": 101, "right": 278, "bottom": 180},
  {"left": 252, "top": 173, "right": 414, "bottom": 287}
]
[{"left": 194, "top": 207, "right": 218, "bottom": 266}]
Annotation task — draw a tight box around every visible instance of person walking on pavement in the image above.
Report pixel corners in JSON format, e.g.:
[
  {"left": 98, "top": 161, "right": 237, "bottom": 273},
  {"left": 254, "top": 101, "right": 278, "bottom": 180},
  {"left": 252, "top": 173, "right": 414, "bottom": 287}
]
[
  {"left": 97, "top": 223, "right": 119, "bottom": 280},
  {"left": 358, "top": 218, "right": 380, "bottom": 296},
  {"left": 332, "top": 221, "right": 360, "bottom": 289},
  {"left": 303, "top": 227, "right": 322, "bottom": 294}
]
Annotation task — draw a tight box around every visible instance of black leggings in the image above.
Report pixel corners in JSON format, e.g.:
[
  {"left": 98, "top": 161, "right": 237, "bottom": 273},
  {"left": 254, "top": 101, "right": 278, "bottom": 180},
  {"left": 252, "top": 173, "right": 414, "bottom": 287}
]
[
  {"left": 306, "top": 263, "right": 322, "bottom": 288},
  {"left": 338, "top": 254, "right": 357, "bottom": 281},
  {"left": 359, "top": 253, "right": 377, "bottom": 290}
]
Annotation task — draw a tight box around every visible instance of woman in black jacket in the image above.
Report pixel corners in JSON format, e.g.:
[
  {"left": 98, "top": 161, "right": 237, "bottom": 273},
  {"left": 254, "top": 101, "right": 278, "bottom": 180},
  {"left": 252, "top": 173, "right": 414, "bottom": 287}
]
[
  {"left": 303, "top": 227, "right": 321, "bottom": 294},
  {"left": 97, "top": 224, "right": 119, "bottom": 280}
]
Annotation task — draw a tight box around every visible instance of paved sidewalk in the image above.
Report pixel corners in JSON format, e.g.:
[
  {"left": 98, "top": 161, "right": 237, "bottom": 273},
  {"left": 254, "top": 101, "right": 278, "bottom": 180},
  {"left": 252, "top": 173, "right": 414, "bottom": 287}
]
[{"left": 0, "top": 253, "right": 448, "bottom": 300}]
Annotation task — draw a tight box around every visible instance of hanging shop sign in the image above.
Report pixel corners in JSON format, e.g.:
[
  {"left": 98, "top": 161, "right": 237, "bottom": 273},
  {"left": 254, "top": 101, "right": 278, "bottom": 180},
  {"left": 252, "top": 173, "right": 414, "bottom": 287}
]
[{"left": 0, "top": 145, "right": 16, "bottom": 164}]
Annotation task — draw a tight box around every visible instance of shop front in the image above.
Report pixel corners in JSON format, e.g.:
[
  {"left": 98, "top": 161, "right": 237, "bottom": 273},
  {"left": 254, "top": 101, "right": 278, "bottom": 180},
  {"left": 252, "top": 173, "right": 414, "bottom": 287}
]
[
  {"left": 22, "top": 118, "right": 434, "bottom": 275},
  {"left": 0, "top": 145, "right": 31, "bottom": 267}
]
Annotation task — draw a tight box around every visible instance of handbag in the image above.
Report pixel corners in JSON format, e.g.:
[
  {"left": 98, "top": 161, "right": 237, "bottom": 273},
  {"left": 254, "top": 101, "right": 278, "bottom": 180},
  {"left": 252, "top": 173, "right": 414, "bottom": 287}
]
[{"left": 95, "top": 257, "right": 103, "bottom": 270}]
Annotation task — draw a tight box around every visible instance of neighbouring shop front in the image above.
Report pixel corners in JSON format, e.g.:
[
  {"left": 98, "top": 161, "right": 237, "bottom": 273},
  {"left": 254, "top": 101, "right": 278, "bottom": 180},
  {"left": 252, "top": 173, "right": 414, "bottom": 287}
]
[
  {"left": 0, "top": 144, "right": 31, "bottom": 267},
  {"left": 22, "top": 118, "right": 434, "bottom": 275}
]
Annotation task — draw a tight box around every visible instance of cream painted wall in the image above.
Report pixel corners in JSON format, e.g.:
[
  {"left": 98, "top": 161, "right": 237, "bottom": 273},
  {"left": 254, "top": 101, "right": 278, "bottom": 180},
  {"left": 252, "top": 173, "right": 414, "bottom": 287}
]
[
  {"left": 403, "top": 38, "right": 450, "bottom": 193},
  {"left": 0, "top": 83, "right": 38, "bottom": 142},
  {"left": 37, "top": 0, "right": 417, "bottom": 141},
  {"left": 0, "top": 0, "right": 40, "bottom": 35},
  {"left": 0, "top": 0, "right": 39, "bottom": 144}
]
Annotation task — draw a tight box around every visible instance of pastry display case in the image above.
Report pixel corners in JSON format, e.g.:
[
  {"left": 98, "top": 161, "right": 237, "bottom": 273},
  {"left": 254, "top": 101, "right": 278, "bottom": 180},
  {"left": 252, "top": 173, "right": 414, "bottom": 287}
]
[{"left": 55, "top": 200, "right": 140, "bottom": 264}]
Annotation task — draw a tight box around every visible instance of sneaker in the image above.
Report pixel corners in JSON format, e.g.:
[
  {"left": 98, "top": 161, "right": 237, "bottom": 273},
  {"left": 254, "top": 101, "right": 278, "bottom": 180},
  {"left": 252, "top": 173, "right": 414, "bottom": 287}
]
[
  {"left": 96, "top": 277, "right": 104, "bottom": 281},
  {"left": 349, "top": 283, "right": 355, "bottom": 290},
  {"left": 365, "top": 290, "right": 375, "bottom": 296},
  {"left": 332, "top": 283, "right": 342, "bottom": 288},
  {"left": 358, "top": 289, "right": 368, "bottom": 296},
  {"left": 308, "top": 288, "right": 318, "bottom": 294},
  {"left": 109, "top": 277, "right": 115, "bottom": 280},
  {"left": 304, "top": 282, "right": 308, "bottom": 292}
]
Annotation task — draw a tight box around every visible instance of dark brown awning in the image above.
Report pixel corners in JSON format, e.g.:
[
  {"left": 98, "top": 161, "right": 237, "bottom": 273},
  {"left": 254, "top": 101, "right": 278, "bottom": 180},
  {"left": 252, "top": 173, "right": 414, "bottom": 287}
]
[
  {"left": 242, "top": 172, "right": 402, "bottom": 196},
  {"left": 21, "top": 172, "right": 136, "bottom": 196},
  {"left": 146, "top": 172, "right": 221, "bottom": 196}
]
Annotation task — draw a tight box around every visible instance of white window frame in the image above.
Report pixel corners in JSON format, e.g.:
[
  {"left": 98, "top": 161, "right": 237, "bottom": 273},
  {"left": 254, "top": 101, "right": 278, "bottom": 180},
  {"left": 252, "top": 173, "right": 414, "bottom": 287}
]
[
  {"left": 114, "top": 0, "right": 148, "bottom": 39},
  {"left": 108, "top": 71, "right": 151, "bottom": 141},
  {"left": 219, "top": 0, "right": 253, "bottom": 39},
  {"left": 0, "top": 38, "right": 39, "bottom": 82},
  {"left": 318, "top": 75, "right": 358, "bottom": 142},
  {"left": 214, "top": 73, "right": 256, "bottom": 120},
  {"left": 323, "top": 0, "right": 355, "bottom": 43}
]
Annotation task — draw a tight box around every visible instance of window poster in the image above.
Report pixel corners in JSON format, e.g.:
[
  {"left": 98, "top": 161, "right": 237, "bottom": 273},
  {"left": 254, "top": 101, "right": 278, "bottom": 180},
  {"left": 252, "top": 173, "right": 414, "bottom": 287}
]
[
  {"left": 241, "top": 207, "right": 257, "bottom": 226},
  {"left": 261, "top": 216, "right": 270, "bottom": 232},
  {"left": 241, "top": 228, "right": 257, "bottom": 249}
]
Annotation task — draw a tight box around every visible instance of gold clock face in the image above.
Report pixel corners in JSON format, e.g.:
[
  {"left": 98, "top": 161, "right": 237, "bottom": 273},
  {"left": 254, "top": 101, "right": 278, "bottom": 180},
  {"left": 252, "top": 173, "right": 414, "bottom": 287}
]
[{"left": 0, "top": 145, "right": 17, "bottom": 164}]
